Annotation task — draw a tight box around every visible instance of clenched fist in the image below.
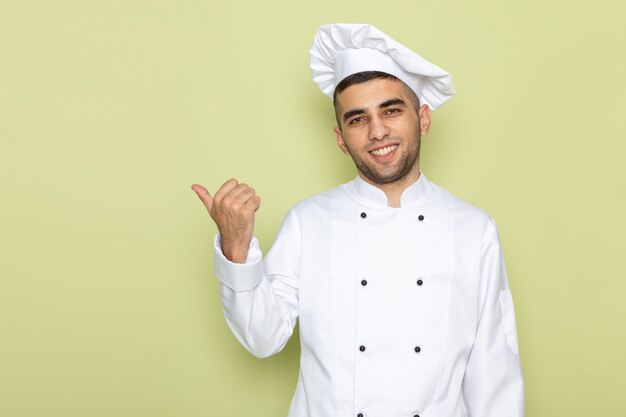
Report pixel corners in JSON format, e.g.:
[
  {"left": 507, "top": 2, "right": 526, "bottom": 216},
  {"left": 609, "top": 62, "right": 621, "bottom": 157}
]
[{"left": 191, "top": 179, "right": 261, "bottom": 263}]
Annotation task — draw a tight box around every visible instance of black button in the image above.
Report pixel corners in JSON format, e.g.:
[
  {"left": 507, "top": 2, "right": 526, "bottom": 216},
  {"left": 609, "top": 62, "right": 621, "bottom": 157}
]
[
  {"left": 414, "top": 346, "right": 421, "bottom": 353},
  {"left": 417, "top": 279, "right": 423, "bottom": 286},
  {"left": 414, "top": 415, "right": 420, "bottom": 417},
  {"left": 418, "top": 214, "right": 424, "bottom": 221},
  {"left": 360, "top": 212, "right": 367, "bottom": 218},
  {"left": 361, "top": 280, "right": 367, "bottom": 286},
  {"left": 357, "top": 414, "right": 363, "bottom": 417},
  {"left": 359, "top": 345, "right": 366, "bottom": 352}
]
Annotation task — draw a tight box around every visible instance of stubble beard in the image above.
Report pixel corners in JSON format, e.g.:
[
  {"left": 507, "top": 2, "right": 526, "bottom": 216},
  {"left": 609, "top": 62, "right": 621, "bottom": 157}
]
[{"left": 349, "top": 131, "right": 421, "bottom": 185}]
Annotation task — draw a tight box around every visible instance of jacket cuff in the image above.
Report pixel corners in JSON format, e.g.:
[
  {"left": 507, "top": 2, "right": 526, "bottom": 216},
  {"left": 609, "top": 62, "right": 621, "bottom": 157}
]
[{"left": 213, "top": 234, "right": 264, "bottom": 292}]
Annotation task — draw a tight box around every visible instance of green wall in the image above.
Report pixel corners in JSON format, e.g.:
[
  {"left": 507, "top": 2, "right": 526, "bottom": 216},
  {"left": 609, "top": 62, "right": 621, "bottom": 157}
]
[{"left": 1, "top": 0, "right": 625, "bottom": 416}]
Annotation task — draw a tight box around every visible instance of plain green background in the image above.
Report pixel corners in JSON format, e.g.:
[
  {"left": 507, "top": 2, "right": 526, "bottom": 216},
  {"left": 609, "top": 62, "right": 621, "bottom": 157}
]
[{"left": 1, "top": 0, "right": 625, "bottom": 416}]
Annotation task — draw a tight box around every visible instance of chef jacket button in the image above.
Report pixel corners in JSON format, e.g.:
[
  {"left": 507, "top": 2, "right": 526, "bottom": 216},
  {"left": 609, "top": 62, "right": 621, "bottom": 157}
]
[
  {"left": 360, "top": 212, "right": 367, "bottom": 218},
  {"left": 417, "top": 279, "right": 423, "bottom": 286},
  {"left": 359, "top": 345, "right": 366, "bottom": 352},
  {"left": 414, "top": 414, "right": 420, "bottom": 417},
  {"left": 357, "top": 414, "right": 364, "bottom": 417},
  {"left": 418, "top": 214, "right": 424, "bottom": 221},
  {"left": 361, "top": 279, "right": 367, "bottom": 286},
  {"left": 414, "top": 346, "right": 421, "bottom": 353}
]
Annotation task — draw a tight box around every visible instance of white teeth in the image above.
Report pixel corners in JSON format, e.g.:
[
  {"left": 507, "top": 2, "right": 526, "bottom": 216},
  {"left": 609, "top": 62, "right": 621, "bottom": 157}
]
[{"left": 371, "top": 145, "right": 397, "bottom": 156}]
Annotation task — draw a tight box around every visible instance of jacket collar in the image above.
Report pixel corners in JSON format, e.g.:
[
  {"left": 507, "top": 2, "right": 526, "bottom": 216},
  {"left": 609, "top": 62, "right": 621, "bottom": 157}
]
[{"left": 346, "top": 172, "right": 433, "bottom": 209}]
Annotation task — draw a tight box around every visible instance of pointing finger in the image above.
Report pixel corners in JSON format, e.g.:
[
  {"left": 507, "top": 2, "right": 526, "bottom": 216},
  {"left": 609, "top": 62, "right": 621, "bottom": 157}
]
[{"left": 191, "top": 183, "right": 214, "bottom": 212}]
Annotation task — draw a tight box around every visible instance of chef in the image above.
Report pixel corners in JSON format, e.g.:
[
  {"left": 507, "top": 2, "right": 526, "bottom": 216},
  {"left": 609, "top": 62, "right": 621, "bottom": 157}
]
[{"left": 192, "top": 23, "right": 524, "bottom": 417}]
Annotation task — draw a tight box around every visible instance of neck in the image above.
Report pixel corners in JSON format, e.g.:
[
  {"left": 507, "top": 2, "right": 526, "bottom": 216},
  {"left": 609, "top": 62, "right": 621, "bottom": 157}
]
[{"left": 359, "top": 164, "right": 421, "bottom": 208}]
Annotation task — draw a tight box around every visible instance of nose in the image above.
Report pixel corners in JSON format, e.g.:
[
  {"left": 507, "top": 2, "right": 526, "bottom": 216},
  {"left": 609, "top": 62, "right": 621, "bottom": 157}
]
[{"left": 368, "top": 115, "right": 390, "bottom": 141}]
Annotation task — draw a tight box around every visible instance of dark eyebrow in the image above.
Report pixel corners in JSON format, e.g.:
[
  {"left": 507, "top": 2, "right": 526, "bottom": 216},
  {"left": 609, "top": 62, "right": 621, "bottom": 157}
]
[
  {"left": 342, "top": 108, "right": 365, "bottom": 123},
  {"left": 342, "top": 98, "right": 407, "bottom": 123},
  {"left": 379, "top": 98, "right": 406, "bottom": 108}
]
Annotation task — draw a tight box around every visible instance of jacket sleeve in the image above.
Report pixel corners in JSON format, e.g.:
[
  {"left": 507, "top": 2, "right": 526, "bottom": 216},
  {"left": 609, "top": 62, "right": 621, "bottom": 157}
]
[
  {"left": 213, "top": 208, "right": 301, "bottom": 358},
  {"left": 462, "top": 217, "right": 525, "bottom": 416}
]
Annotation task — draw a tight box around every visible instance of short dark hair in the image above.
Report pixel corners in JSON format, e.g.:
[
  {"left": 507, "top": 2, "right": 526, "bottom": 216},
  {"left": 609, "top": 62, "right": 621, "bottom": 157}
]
[
  {"left": 333, "top": 71, "right": 420, "bottom": 128},
  {"left": 333, "top": 71, "right": 399, "bottom": 103}
]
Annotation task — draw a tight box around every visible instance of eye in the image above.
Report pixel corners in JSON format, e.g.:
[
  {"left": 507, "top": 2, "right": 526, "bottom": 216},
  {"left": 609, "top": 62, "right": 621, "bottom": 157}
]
[
  {"left": 385, "top": 108, "right": 401, "bottom": 115},
  {"left": 348, "top": 116, "right": 365, "bottom": 125}
]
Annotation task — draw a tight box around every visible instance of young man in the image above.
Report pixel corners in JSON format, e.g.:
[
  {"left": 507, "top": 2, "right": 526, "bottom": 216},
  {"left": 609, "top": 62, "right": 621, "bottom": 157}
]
[{"left": 192, "top": 24, "right": 524, "bottom": 417}]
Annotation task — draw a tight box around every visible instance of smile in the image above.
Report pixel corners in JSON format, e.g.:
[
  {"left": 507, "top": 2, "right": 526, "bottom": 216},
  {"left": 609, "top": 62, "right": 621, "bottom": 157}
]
[{"left": 369, "top": 145, "right": 398, "bottom": 157}]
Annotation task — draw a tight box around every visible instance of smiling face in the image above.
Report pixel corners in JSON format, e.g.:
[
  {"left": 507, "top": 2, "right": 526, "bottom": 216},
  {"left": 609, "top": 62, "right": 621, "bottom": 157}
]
[{"left": 333, "top": 77, "right": 431, "bottom": 186}]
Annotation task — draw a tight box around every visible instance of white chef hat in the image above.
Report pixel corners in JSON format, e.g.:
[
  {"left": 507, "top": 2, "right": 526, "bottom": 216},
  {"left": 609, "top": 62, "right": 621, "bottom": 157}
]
[{"left": 309, "top": 23, "right": 455, "bottom": 110}]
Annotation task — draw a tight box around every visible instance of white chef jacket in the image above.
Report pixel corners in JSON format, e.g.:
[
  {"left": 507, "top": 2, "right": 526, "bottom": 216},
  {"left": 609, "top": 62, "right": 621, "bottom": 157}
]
[{"left": 213, "top": 172, "right": 524, "bottom": 417}]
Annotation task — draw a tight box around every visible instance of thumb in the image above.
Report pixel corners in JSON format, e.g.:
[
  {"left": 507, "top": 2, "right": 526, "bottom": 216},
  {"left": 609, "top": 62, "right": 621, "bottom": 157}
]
[{"left": 191, "top": 183, "right": 214, "bottom": 213}]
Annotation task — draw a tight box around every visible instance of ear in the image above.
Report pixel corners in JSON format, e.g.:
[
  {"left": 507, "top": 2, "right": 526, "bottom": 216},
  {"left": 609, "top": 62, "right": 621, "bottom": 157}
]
[
  {"left": 418, "top": 104, "right": 431, "bottom": 136},
  {"left": 334, "top": 126, "right": 350, "bottom": 155}
]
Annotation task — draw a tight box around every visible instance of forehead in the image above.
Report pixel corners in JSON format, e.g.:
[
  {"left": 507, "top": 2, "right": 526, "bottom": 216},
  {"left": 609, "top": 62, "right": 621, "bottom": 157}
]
[{"left": 335, "top": 78, "right": 412, "bottom": 111}]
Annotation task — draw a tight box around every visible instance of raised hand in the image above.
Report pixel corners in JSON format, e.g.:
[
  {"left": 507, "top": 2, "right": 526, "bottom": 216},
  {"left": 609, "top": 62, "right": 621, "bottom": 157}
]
[{"left": 191, "top": 179, "right": 261, "bottom": 263}]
